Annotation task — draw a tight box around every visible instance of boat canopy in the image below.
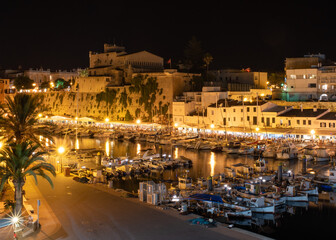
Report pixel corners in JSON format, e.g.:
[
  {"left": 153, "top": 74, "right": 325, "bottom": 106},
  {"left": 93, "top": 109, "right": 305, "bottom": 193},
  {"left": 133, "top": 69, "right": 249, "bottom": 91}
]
[{"left": 188, "top": 194, "right": 224, "bottom": 203}]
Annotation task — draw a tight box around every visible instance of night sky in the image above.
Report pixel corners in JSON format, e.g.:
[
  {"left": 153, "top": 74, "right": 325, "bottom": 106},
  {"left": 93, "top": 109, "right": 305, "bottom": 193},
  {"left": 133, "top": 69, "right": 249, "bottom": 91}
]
[{"left": 1, "top": 0, "right": 336, "bottom": 72}]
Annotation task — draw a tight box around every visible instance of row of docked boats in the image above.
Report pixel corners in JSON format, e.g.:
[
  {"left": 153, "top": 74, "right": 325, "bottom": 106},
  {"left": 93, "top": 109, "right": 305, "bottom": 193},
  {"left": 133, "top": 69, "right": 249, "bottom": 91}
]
[
  {"left": 165, "top": 166, "right": 335, "bottom": 221},
  {"left": 100, "top": 150, "right": 193, "bottom": 176}
]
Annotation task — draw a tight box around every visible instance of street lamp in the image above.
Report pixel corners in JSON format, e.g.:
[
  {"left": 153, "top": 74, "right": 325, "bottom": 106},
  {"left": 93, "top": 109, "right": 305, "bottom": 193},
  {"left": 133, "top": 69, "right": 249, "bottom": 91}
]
[
  {"left": 210, "top": 124, "right": 215, "bottom": 129},
  {"left": 310, "top": 129, "right": 316, "bottom": 141},
  {"left": 136, "top": 119, "right": 141, "bottom": 124},
  {"left": 58, "top": 146, "right": 65, "bottom": 172},
  {"left": 105, "top": 118, "right": 109, "bottom": 123},
  {"left": 174, "top": 123, "right": 179, "bottom": 127}
]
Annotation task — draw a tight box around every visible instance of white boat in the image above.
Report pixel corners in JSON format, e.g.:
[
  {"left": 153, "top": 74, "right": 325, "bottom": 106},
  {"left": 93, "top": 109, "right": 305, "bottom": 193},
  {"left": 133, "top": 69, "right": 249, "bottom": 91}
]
[
  {"left": 283, "top": 185, "right": 308, "bottom": 202},
  {"left": 178, "top": 176, "right": 192, "bottom": 189},
  {"left": 238, "top": 145, "right": 254, "bottom": 155},
  {"left": 223, "top": 141, "right": 241, "bottom": 154},
  {"left": 223, "top": 167, "right": 236, "bottom": 178},
  {"left": 314, "top": 147, "right": 331, "bottom": 162},
  {"left": 262, "top": 145, "right": 276, "bottom": 158},
  {"left": 254, "top": 158, "right": 267, "bottom": 172},
  {"left": 276, "top": 143, "right": 298, "bottom": 160},
  {"left": 299, "top": 180, "right": 319, "bottom": 196}
]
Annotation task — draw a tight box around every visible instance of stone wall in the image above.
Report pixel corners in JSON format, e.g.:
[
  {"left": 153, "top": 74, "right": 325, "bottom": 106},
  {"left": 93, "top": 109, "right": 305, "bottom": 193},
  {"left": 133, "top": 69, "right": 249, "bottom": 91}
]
[
  {"left": 40, "top": 75, "right": 171, "bottom": 122},
  {"left": 270, "top": 100, "right": 336, "bottom": 111}
]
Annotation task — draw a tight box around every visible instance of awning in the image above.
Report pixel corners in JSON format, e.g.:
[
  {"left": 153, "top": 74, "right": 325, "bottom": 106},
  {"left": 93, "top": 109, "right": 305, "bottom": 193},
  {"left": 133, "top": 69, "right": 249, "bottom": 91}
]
[{"left": 188, "top": 194, "right": 224, "bottom": 203}]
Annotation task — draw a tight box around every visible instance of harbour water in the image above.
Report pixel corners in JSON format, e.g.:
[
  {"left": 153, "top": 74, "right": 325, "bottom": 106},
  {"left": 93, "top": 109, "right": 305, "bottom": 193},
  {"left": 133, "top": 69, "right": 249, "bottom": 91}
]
[{"left": 60, "top": 136, "right": 336, "bottom": 239}]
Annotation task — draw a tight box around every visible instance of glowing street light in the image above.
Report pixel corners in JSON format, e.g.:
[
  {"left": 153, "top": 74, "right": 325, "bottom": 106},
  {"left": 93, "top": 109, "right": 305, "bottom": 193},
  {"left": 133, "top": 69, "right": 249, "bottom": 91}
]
[
  {"left": 38, "top": 113, "right": 42, "bottom": 118},
  {"left": 57, "top": 146, "right": 65, "bottom": 173},
  {"left": 310, "top": 129, "right": 315, "bottom": 135},
  {"left": 136, "top": 119, "right": 141, "bottom": 124},
  {"left": 256, "top": 127, "right": 260, "bottom": 132},
  {"left": 174, "top": 123, "right": 179, "bottom": 127},
  {"left": 105, "top": 118, "right": 109, "bottom": 123},
  {"left": 210, "top": 124, "right": 215, "bottom": 129},
  {"left": 58, "top": 146, "right": 65, "bottom": 155}
]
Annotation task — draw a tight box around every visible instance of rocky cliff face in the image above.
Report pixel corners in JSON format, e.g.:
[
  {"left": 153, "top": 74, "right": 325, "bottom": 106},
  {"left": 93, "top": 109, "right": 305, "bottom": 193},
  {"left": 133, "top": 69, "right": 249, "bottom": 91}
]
[{"left": 40, "top": 75, "right": 171, "bottom": 123}]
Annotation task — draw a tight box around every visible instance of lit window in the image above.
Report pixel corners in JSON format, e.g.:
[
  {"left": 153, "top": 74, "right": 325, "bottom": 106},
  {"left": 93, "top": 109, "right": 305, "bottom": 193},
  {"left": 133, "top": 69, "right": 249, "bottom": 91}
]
[{"left": 322, "top": 84, "right": 328, "bottom": 90}]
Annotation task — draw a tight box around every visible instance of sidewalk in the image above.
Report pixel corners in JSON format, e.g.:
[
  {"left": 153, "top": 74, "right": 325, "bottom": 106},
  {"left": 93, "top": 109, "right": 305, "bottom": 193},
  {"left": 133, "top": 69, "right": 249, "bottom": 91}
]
[
  {"left": 89, "top": 182, "right": 273, "bottom": 240},
  {"left": 22, "top": 175, "right": 66, "bottom": 240}
]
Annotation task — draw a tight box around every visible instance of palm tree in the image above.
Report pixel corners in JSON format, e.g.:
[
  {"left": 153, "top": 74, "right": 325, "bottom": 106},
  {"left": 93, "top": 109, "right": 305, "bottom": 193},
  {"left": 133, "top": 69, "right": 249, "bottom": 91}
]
[
  {"left": 0, "top": 141, "right": 56, "bottom": 214},
  {"left": 0, "top": 94, "right": 53, "bottom": 145}
]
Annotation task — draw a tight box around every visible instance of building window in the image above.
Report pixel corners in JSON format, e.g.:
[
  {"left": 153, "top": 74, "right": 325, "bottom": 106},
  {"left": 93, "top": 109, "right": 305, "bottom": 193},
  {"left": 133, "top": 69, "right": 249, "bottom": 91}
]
[
  {"left": 303, "top": 120, "right": 306, "bottom": 125},
  {"left": 308, "top": 83, "right": 317, "bottom": 88},
  {"left": 297, "top": 120, "right": 300, "bottom": 125},
  {"left": 228, "top": 118, "right": 230, "bottom": 121},
  {"left": 241, "top": 117, "right": 243, "bottom": 121},
  {"left": 288, "top": 120, "right": 291, "bottom": 126},
  {"left": 247, "top": 107, "right": 250, "bottom": 112},
  {"left": 247, "top": 116, "right": 250, "bottom": 121},
  {"left": 233, "top": 117, "right": 236, "bottom": 121},
  {"left": 253, "top": 116, "right": 257, "bottom": 125},
  {"left": 261, "top": 117, "right": 264, "bottom": 123},
  {"left": 233, "top": 109, "right": 236, "bottom": 112},
  {"left": 241, "top": 109, "right": 243, "bottom": 112},
  {"left": 212, "top": 110, "right": 214, "bottom": 115},
  {"left": 272, "top": 118, "right": 275, "bottom": 123},
  {"left": 308, "top": 120, "right": 311, "bottom": 125}
]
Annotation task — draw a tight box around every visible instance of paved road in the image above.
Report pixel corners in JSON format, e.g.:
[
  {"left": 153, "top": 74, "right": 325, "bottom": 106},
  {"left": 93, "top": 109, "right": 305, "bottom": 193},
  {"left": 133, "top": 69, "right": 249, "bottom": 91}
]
[{"left": 23, "top": 174, "right": 266, "bottom": 240}]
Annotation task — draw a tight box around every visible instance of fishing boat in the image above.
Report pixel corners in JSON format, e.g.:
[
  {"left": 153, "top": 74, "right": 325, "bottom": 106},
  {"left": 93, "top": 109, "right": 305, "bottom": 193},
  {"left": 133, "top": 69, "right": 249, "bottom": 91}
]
[
  {"left": 238, "top": 145, "right": 255, "bottom": 155},
  {"left": 314, "top": 147, "right": 331, "bottom": 162},
  {"left": 262, "top": 145, "right": 276, "bottom": 158},
  {"left": 223, "top": 167, "right": 236, "bottom": 178},
  {"left": 253, "top": 158, "right": 267, "bottom": 173},
  {"left": 276, "top": 143, "right": 298, "bottom": 160},
  {"left": 223, "top": 141, "right": 241, "bottom": 154}
]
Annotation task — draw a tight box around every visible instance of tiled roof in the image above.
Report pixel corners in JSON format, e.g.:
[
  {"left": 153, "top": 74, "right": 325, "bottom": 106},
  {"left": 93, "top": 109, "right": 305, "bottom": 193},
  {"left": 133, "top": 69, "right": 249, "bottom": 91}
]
[
  {"left": 278, "top": 109, "right": 328, "bottom": 118},
  {"left": 317, "top": 112, "right": 336, "bottom": 120},
  {"left": 262, "top": 106, "right": 289, "bottom": 113}
]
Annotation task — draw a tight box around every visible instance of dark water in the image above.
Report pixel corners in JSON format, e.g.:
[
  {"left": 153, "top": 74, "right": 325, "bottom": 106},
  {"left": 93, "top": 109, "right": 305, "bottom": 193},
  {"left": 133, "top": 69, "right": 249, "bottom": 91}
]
[{"left": 61, "top": 137, "right": 336, "bottom": 239}]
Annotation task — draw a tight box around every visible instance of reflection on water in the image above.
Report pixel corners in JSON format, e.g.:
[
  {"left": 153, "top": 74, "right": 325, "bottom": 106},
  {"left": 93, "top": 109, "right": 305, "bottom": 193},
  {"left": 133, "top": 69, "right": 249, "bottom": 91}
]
[
  {"left": 105, "top": 140, "right": 110, "bottom": 157},
  {"left": 75, "top": 138, "right": 79, "bottom": 150},
  {"left": 63, "top": 136, "right": 324, "bottom": 180},
  {"left": 210, "top": 152, "right": 215, "bottom": 177},
  {"left": 58, "top": 136, "right": 335, "bottom": 239},
  {"left": 174, "top": 147, "right": 178, "bottom": 159},
  {"left": 136, "top": 143, "right": 141, "bottom": 155}
]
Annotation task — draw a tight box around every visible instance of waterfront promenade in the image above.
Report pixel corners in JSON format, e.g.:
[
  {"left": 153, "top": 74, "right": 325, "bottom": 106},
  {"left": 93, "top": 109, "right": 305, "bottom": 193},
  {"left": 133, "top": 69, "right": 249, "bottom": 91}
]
[{"left": 19, "top": 174, "right": 270, "bottom": 240}]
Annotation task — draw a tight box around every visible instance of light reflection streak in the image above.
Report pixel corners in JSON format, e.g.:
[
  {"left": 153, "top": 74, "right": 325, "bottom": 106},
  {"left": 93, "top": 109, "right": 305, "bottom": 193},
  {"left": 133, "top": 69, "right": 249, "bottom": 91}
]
[
  {"left": 137, "top": 143, "right": 141, "bottom": 155},
  {"left": 105, "top": 140, "right": 110, "bottom": 156},
  {"left": 210, "top": 152, "right": 216, "bottom": 177}
]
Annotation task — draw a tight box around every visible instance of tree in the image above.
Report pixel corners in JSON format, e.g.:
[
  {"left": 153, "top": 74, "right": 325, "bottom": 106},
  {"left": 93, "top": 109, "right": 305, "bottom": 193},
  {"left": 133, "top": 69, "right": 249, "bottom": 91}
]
[
  {"left": 183, "top": 36, "right": 204, "bottom": 73},
  {"left": 13, "top": 76, "right": 34, "bottom": 90},
  {"left": 40, "top": 81, "right": 50, "bottom": 89},
  {"left": 0, "top": 142, "right": 55, "bottom": 214},
  {"left": 55, "top": 78, "right": 70, "bottom": 90},
  {"left": 0, "top": 94, "right": 53, "bottom": 145},
  {"left": 268, "top": 72, "right": 285, "bottom": 86},
  {"left": 203, "top": 52, "right": 213, "bottom": 81}
]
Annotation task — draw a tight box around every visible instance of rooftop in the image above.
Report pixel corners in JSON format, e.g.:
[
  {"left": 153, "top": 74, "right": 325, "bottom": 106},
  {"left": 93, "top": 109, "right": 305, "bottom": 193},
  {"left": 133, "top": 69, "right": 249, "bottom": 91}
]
[
  {"left": 208, "top": 99, "right": 268, "bottom": 108},
  {"left": 262, "top": 106, "right": 289, "bottom": 113},
  {"left": 317, "top": 112, "right": 336, "bottom": 120},
  {"left": 278, "top": 108, "right": 328, "bottom": 118}
]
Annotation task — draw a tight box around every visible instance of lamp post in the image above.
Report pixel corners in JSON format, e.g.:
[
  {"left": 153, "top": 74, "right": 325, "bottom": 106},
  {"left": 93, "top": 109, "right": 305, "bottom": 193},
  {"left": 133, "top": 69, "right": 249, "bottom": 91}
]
[
  {"left": 310, "top": 129, "right": 316, "bottom": 141},
  {"left": 58, "top": 146, "right": 65, "bottom": 173}
]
